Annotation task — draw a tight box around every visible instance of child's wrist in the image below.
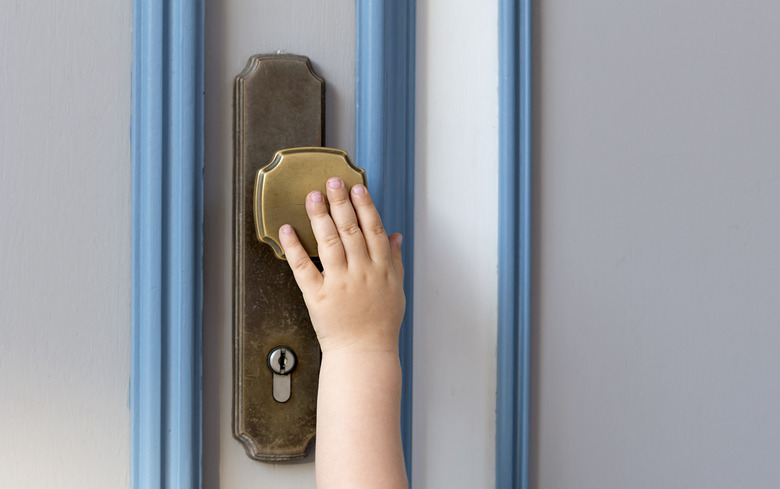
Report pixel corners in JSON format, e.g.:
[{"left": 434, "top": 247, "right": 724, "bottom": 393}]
[
  {"left": 320, "top": 348, "right": 402, "bottom": 378},
  {"left": 318, "top": 333, "right": 400, "bottom": 357},
  {"left": 319, "top": 341, "right": 400, "bottom": 357},
  {"left": 313, "top": 319, "right": 402, "bottom": 356}
]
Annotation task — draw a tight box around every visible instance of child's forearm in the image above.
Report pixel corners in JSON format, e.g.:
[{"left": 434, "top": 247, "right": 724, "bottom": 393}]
[
  {"left": 278, "top": 178, "right": 408, "bottom": 488},
  {"left": 316, "top": 350, "right": 407, "bottom": 489}
]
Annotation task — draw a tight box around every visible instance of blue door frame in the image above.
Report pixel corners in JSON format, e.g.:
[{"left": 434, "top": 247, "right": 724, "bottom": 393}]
[
  {"left": 130, "top": 0, "right": 203, "bottom": 488},
  {"left": 131, "top": 1, "right": 528, "bottom": 487},
  {"left": 497, "top": 1, "right": 533, "bottom": 488}
]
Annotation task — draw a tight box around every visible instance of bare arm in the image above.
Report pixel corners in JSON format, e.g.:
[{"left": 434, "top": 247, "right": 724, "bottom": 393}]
[{"left": 279, "top": 177, "right": 408, "bottom": 489}]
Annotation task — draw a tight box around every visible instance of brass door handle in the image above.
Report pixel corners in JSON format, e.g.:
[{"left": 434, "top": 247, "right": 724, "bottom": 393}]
[
  {"left": 233, "top": 53, "right": 364, "bottom": 463},
  {"left": 254, "top": 147, "right": 367, "bottom": 260}
]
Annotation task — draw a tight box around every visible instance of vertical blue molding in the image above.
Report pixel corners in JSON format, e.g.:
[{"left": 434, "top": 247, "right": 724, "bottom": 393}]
[
  {"left": 132, "top": 0, "right": 204, "bottom": 488},
  {"left": 356, "top": 0, "right": 416, "bottom": 482},
  {"left": 497, "top": 0, "right": 531, "bottom": 488}
]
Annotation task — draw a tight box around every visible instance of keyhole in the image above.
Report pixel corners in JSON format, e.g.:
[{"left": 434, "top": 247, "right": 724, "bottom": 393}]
[
  {"left": 267, "top": 346, "right": 297, "bottom": 403},
  {"left": 268, "top": 346, "right": 296, "bottom": 375},
  {"left": 278, "top": 350, "right": 287, "bottom": 373}
]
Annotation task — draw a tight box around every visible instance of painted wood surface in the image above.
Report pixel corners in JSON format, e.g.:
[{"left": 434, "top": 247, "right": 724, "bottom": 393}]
[{"left": 0, "top": 2, "right": 132, "bottom": 488}]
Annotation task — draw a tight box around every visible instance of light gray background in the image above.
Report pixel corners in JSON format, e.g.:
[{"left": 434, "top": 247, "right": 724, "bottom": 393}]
[{"left": 533, "top": 2, "right": 780, "bottom": 487}]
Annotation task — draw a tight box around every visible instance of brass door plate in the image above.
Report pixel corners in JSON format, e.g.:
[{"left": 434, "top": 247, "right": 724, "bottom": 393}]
[
  {"left": 233, "top": 54, "right": 323, "bottom": 462},
  {"left": 254, "top": 147, "right": 367, "bottom": 259}
]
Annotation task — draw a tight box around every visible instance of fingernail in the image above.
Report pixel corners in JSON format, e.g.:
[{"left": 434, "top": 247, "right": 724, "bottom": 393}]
[
  {"left": 352, "top": 184, "right": 366, "bottom": 195},
  {"left": 280, "top": 224, "right": 293, "bottom": 234},
  {"left": 311, "top": 191, "right": 323, "bottom": 202},
  {"left": 397, "top": 234, "right": 403, "bottom": 246},
  {"left": 327, "top": 177, "right": 342, "bottom": 189}
]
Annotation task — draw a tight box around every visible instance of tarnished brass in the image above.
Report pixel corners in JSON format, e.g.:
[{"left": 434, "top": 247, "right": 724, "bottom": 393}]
[
  {"left": 233, "top": 54, "right": 324, "bottom": 462},
  {"left": 254, "top": 147, "right": 367, "bottom": 259}
]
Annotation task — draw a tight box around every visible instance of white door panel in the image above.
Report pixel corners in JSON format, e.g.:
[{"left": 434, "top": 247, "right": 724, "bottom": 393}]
[{"left": 414, "top": 1, "right": 498, "bottom": 487}]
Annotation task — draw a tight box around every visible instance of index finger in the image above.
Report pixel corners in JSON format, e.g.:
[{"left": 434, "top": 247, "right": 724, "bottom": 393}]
[{"left": 278, "top": 224, "right": 323, "bottom": 294}]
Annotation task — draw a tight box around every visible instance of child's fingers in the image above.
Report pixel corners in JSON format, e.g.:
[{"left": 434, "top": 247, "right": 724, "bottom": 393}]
[
  {"left": 279, "top": 224, "right": 323, "bottom": 292},
  {"left": 305, "top": 191, "right": 347, "bottom": 271},
  {"left": 350, "top": 184, "right": 392, "bottom": 263},
  {"left": 325, "top": 177, "right": 370, "bottom": 264},
  {"left": 389, "top": 233, "right": 405, "bottom": 282}
]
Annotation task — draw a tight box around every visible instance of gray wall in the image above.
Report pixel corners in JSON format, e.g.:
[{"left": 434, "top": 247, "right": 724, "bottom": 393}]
[{"left": 534, "top": 2, "right": 780, "bottom": 487}]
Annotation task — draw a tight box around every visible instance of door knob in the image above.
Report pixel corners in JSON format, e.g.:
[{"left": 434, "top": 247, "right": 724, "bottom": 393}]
[{"left": 254, "top": 147, "right": 367, "bottom": 260}]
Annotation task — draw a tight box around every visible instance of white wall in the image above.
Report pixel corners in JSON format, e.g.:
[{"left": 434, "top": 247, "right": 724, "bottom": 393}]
[
  {"left": 534, "top": 1, "right": 780, "bottom": 487},
  {"left": 0, "top": 2, "right": 132, "bottom": 488}
]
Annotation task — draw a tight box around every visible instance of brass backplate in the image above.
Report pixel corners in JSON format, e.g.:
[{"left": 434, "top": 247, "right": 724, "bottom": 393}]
[
  {"left": 254, "top": 147, "right": 367, "bottom": 259},
  {"left": 233, "top": 54, "right": 322, "bottom": 462}
]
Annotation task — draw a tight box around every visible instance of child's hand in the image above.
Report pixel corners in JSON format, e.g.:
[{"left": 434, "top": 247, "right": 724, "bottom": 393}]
[
  {"left": 279, "top": 177, "right": 405, "bottom": 355},
  {"left": 281, "top": 178, "right": 409, "bottom": 488}
]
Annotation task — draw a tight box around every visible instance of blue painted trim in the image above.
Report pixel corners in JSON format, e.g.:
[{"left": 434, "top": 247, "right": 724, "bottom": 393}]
[
  {"left": 356, "top": 0, "right": 416, "bottom": 482},
  {"left": 131, "top": 0, "right": 204, "bottom": 488},
  {"left": 497, "top": 0, "right": 532, "bottom": 488}
]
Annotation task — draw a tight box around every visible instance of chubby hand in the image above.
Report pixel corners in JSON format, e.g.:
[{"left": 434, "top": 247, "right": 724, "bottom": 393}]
[{"left": 279, "top": 177, "right": 405, "bottom": 355}]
